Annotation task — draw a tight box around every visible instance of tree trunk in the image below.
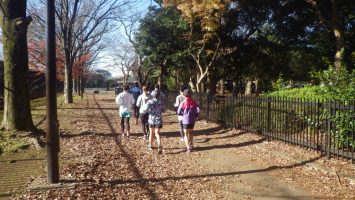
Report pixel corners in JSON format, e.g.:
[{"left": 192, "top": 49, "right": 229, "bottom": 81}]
[
  {"left": 64, "top": 62, "right": 73, "bottom": 103},
  {"left": 219, "top": 79, "right": 225, "bottom": 94},
  {"left": 73, "top": 79, "right": 78, "bottom": 94},
  {"left": 332, "top": 0, "right": 345, "bottom": 71},
  {"left": 245, "top": 80, "right": 252, "bottom": 95},
  {"left": 207, "top": 73, "right": 218, "bottom": 95},
  {"left": 0, "top": 1, "right": 34, "bottom": 131}
]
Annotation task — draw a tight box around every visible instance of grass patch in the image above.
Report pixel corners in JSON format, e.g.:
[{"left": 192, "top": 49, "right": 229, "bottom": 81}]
[
  {"left": 0, "top": 93, "right": 81, "bottom": 155},
  {"left": 0, "top": 132, "right": 30, "bottom": 154}
]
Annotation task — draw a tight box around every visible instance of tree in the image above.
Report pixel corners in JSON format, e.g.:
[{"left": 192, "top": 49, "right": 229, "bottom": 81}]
[
  {"left": 164, "top": 0, "right": 230, "bottom": 92},
  {"left": 0, "top": 0, "right": 34, "bottom": 130},
  {"left": 135, "top": 6, "right": 189, "bottom": 88},
  {"left": 305, "top": 0, "right": 353, "bottom": 71}
]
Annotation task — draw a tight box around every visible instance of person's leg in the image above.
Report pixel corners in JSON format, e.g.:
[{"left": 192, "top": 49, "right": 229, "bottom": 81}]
[
  {"left": 135, "top": 106, "right": 139, "bottom": 125},
  {"left": 125, "top": 117, "right": 130, "bottom": 136},
  {"left": 189, "top": 129, "right": 194, "bottom": 148},
  {"left": 148, "top": 125, "right": 154, "bottom": 150},
  {"left": 120, "top": 117, "right": 125, "bottom": 136},
  {"left": 144, "top": 113, "right": 149, "bottom": 138},
  {"left": 183, "top": 128, "right": 189, "bottom": 149},
  {"left": 179, "top": 120, "right": 184, "bottom": 141},
  {"left": 140, "top": 115, "right": 146, "bottom": 138},
  {"left": 155, "top": 127, "right": 162, "bottom": 154}
]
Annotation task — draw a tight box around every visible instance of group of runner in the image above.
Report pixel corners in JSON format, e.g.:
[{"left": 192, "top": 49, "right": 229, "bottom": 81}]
[{"left": 115, "top": 82, "right": 200, "bottom": 154}]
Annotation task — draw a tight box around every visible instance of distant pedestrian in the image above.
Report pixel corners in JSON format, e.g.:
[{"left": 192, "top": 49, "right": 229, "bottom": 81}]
[
  {"left": 129, "top": 81, "right": 142, "bottom": 125},
  {"left": 115, "top": 84, "right": 135, "bottom": 137},
  {"left": 136, "top": 85, "right": 151, "bottom": 140},
  {"left": 142, "top": 90, "right": 165, "bottom": 154},
  {"left": 177, "top": 89, "right": 200, "bottom": 153},
  {"left": 174, "top": 85, "right": 187, "bottom": 141}
]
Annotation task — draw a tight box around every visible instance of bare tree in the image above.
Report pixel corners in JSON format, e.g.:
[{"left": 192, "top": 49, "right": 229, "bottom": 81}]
[{"left": 107, "top": 41, "right": 137, "bottom": 84}]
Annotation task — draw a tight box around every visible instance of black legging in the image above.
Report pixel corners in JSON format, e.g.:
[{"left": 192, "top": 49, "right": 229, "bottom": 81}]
[
  {"left": 140, "top": 113, "right": 149, "bottom": 136},
  {"left": 120, "top": 117, "right": 130, "bottom": 132},
  {"left": 133, "top": 106, "right": 140, "bottom": 119}
]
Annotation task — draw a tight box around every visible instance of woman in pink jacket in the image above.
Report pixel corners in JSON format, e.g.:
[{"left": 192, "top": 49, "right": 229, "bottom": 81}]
[{"left": 177, "top": 89, "right": 200, "bottom": 153}]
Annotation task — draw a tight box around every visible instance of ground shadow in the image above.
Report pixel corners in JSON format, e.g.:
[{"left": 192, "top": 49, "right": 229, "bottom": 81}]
[
  {"left": 59, "top": 94, "right": 159, "bottom": 199},
  {"left": 60, "top": 131, "right": 117, "bottom": 138},
  {"left": 194, "top": 138, "right": 266, "bottom": 152},
  {"left": 62, "top": 154, "right": 322, "bottom": 199}
]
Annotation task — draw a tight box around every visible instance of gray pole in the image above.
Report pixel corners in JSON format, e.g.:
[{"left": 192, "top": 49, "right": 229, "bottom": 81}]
[{"left": 46, "top": 0, "right": 59, "bottom": 183}]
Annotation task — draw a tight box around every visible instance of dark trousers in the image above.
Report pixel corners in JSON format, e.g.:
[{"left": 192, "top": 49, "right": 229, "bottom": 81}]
[
  {"left": 120, "top": 117, "right": 130, "bottom": 132},
  {"left": 133, "top": 106, "right": 140, "bottom": 119},
  {"left": 140, "top": 113, "right": 149, "bottom": 136}
]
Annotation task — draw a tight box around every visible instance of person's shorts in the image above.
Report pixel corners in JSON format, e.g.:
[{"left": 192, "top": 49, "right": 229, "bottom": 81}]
[
  {"left": 149, "top": 123, "right": 163, "bottom": 128},
  {"left": 120, "top": 111, "right": 131, "bottom": 118},
  {"left": 183, "top": 124, "right": 195, "bottom": 129}
]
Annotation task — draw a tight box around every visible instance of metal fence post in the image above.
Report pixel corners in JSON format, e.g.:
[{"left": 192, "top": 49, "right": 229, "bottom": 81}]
[{"left": 267, "top": 97, "right": 271, "bottom": 141}]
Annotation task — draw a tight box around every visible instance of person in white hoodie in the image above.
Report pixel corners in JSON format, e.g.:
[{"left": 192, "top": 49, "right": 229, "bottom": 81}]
[
  {"left": 136, "top": 85, "right": 151, "bottom": 139},
  {"left": 115, "top": 84, "right": 135, "bottom": 137}
]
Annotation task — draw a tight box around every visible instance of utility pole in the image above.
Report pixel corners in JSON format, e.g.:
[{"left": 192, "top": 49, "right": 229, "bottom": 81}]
[{"left": 46, "top": 0, "right": 59, "bottom": 183}]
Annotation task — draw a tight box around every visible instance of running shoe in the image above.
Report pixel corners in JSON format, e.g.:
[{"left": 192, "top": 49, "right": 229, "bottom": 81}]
[
  {"left": 187, "top": 147, "right": 192, "bottom": 153},
  {"left": 157, "top": 146, "right": 162, "bottom": 155},
  {"left": 147, "top": 145, "right": 153, "bottom": 151}
]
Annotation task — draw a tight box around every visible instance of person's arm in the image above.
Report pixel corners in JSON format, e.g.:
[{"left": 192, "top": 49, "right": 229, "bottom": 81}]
[
  {"left": 115, "top": 95, "right": 120, "bottom": 105},
  {"left": 174, "top": 96, "right": 179, "bottom": 107},
  {"left": 136, "top": 96, "right": 142, "bottom": 107},
  {"left": 177, "top": 102, "right": 183, "bottom": 116}
]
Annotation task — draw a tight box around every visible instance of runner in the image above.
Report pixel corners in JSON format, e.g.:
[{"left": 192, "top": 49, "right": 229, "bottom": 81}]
[
  {"left": 115, "top": 84, "right": 135, "bottom": 137},
  {"left": 174, "top": 85, "right": 187, "bottom": 141},
  {"left": 129, "top": 81, "right": 142, "bottom": 125},
  {"left": 136, "top": 85, "right": 151, "bottom": 140},
  {"left": 142, "top": 90, "right": 165, "bottom": 154},
  {"left": 177, "top": 89, "right": 200, "bottom": 153}
]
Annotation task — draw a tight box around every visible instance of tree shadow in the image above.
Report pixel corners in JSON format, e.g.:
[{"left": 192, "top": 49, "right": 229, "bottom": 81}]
[
  {"left": 62, "top": 154, "right": 322, "bottom": 199},
  {"left": 60, "top": 94, "right": 159, "bottom": 199},
  {"left": 60, "top": 131, "right": 117, "bottom": 138},
  {"left": 194, "top": 131, "right": 247, "bottom": 143},
  {"left": 194, "top": 138, "right": 266, "bottom": 152}
]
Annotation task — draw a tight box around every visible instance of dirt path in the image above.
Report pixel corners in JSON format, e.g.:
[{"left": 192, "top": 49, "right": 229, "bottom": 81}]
[{"left": 11, "top": 91, "right": 355, "bottom": 199}]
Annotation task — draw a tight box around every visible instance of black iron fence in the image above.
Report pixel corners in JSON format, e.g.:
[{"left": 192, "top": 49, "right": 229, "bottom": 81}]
[{"left": 167, "top": 92, "right": 355, "bottom": 162}]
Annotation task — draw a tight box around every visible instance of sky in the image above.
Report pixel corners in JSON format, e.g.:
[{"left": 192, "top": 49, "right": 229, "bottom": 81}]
[
  {"left": 0, "top": 0, "right": 157, "bottom": 77},
  {"left": 95, "top": 0, "right": 157, "bottom": 78}
]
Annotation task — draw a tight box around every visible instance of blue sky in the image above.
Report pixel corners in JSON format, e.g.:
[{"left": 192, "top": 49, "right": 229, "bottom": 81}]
[{"left": 97, "top": 0, "right": 158, "bottom": 77}]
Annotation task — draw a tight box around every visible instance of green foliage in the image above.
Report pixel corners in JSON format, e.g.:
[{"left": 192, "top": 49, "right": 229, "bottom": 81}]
[
  {"left": 268, "top": 86, "right": 324, "bottom": 99},
  {"left": 316, "top": 66, "right": 355, "bottom": 100}
]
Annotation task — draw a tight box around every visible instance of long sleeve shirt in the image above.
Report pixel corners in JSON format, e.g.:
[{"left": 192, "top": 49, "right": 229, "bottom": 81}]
[{"left": 115, "top": 91, "right": 135, "bottom": 116}]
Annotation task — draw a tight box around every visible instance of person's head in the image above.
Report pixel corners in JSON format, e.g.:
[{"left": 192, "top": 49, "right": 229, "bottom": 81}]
[
  {"left": 179, "top": 85, "right": 187, "bottom": 93},
  {"left": 134, "top": 81, "right": 139, "bottom": 87},
  {"left": 154, "top": 84, "right": 160, "bottom": 90},
  {"left": 123, "top": 84, "right": 130, "bottom": 91},
  {"left": 151, "top": 90, "right": 160, "bottom": 99},
  {"left": 183, "top": 89, "right": 192, "bottom": 97},
  {"left": 142, "top": 85, "right": 148, "bottom": 94}
]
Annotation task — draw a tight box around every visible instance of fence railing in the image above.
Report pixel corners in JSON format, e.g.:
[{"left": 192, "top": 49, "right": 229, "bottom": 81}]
[{"left": 167, "top": 92, "right": 355, "bottom": 162}]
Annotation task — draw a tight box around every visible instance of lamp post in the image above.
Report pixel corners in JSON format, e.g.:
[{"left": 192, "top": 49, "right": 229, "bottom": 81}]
[{"left": 46, "top": 0, "right": 59, "bottom": 184}]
